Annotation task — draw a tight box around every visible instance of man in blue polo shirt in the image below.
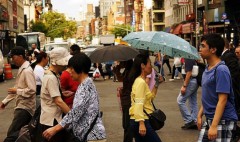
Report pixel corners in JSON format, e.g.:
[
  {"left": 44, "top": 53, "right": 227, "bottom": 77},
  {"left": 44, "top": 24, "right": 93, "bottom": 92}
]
[{"left": 197, "top": 33, "right": 238, "bottom": 141}]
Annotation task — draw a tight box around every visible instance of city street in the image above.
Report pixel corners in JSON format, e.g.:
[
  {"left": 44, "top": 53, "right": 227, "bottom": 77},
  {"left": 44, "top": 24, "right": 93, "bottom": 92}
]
[{"left": 0, "top": 66, "right": 202, "bottom": 142}]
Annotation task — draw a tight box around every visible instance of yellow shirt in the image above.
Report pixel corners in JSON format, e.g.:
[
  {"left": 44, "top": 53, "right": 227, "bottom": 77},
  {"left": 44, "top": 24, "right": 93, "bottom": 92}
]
[{"left": 129, "top": 77, "right": 156, "bottom": 121}]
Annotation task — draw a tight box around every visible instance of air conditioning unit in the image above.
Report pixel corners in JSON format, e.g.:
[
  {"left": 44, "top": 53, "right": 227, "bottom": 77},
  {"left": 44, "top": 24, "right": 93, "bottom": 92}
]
[{"left": 170, "top": 0, "right": 178, "bottom": 6}]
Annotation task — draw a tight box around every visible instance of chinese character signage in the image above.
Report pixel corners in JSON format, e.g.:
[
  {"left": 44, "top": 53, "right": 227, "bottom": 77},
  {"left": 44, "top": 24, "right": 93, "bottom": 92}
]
[{"left": 178, "top": 0, "right": 189, "bottom": 5}]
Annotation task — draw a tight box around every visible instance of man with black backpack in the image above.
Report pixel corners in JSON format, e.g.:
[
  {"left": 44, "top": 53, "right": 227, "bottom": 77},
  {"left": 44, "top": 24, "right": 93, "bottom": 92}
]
[{"left": 177, "top": 58, "right": 199, "bottom": 130}]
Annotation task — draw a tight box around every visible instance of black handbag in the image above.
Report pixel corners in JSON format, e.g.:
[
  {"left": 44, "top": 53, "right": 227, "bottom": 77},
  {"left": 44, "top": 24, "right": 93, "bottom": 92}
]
[{"left": 144, "top": 101, "right": 166, "bottom": 130}]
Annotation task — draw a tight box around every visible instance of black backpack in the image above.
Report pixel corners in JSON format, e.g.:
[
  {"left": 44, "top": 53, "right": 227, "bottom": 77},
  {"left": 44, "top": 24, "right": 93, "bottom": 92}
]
[{"left": 196, "top": 62, "right": 206, "bottom": 87}]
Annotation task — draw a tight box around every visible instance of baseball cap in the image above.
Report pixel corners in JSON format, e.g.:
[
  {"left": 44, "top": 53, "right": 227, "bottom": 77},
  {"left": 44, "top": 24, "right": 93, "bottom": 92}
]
[
  {"left": 49, "top": 47, "right": 72, "bottom": 66},
  {"left": 10, "top": 46, "right": 26, "bottom": 57}
]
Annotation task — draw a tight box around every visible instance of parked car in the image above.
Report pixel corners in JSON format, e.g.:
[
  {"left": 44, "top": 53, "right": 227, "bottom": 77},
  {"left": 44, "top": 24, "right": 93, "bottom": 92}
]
[
  {"left": 43, "top": 42, "right": 70, "bottom": 52},
  {"left": 0, "top": 50, "right": 4, "bottom": 82}
]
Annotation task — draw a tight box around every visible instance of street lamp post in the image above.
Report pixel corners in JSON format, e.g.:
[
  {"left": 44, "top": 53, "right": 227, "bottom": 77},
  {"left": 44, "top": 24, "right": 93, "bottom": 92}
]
[{"left": 195, "top": 0, "right": 198, "bottom": 48}]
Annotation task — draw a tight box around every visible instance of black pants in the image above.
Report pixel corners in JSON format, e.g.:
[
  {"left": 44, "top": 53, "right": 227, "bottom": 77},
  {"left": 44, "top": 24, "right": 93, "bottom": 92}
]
[
  {"left": 4, "top": 109, "right": 32, "bottom": 142},
  {"left": 162, "top": 59, "right": 171, "bottom": 73},
  {"left": 171, "top": 65, "right": 182, "bottom": 79},
  {"left": 40, "top": 119, "right": 65, "bottom": 142},
  {"left": 122, "top": 106, "right": 133, "bottom": 142}
]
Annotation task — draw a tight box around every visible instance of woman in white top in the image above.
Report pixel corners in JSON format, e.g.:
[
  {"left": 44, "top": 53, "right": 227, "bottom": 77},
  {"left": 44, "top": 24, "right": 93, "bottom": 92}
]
[{"left": 33, "top": 51, "right": 48, "bottom": 107}]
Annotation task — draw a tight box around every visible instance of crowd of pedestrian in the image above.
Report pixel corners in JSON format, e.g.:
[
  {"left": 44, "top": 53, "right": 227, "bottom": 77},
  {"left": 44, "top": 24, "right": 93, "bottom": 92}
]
[{"left": 1, "top": 33, "right": 240, "bottom": 142}]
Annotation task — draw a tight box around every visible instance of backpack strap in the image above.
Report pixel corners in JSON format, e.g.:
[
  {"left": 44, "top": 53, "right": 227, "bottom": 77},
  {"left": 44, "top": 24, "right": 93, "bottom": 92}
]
[{"left": 214, "top": 63, "right": 234, "bottom": 105}]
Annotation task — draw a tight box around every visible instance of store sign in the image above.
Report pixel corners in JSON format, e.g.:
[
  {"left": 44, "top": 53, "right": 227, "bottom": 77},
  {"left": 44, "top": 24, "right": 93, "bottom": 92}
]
[
  {"left": 13, "top": 16, "right": 18, "bottom": 29},
  {"left": 208, "top": 0, "right": 221, "bottom": 9},
  {"left": 222, "top": 13, "right": 227, "bottom": 20},
  {"left": 178, "top": 0, "right": 189, "bottom": 5},
  {"left": 12, "top": 0, "right": 17, "bottom": 16},
  {"left": 0, "top": 31, "right": 6, "bottom": 39}
]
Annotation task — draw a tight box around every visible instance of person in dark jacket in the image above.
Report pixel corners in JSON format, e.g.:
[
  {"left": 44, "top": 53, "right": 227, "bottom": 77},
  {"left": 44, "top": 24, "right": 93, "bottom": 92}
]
[
  {"left": 120, "top": 59, "right": 134, "bottom": 142},
  {"left": 221, "top": 39, "right": 240, "bottom": 117},
  {"left": 221, "top": 39, "right": 240, "bottom": 141}
]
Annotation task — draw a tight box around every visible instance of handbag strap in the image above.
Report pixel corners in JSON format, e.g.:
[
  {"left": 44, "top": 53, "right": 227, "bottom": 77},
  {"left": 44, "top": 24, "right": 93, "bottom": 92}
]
[
  {"left": 143, "top": 100, "right": 156, "bottom": 116},
  {"left": 82, "top": 113, "right": 99, "bottom": 142},
  {"left": 50, "top": 70, "right": 63, "bottom": 97}
]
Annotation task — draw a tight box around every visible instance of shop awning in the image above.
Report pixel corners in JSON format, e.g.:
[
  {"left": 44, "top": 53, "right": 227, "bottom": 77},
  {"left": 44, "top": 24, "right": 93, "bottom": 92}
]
[
  {"left": 208, "top": 22, "right": 225, "bottom": 28},
  {"left": 182, "top": 23, "right": 193, "bottom": 34},
  {"left": 172, "top": 24, "right": 182, "bottom": 35},
  {"left": 163, "top": 27, "right": 171, "bottom": 33}
]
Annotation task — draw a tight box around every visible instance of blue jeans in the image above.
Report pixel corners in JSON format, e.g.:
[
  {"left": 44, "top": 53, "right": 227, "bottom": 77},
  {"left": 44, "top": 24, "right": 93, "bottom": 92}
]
[
  {"left": 177, "top": 78, "right": 198, "bottom": 123},
  {"left": 130, "top": 119, "right": 162, "bottom": 142}
]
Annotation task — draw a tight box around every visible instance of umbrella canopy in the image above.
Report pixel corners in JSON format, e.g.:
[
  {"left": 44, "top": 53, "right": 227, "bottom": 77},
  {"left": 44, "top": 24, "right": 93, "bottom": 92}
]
[
  {"left": 89, "top": 45, "right": 139, "bottom": 63},
  {"left": 123, "top": 31, "right": 200, "bottom": 60}
]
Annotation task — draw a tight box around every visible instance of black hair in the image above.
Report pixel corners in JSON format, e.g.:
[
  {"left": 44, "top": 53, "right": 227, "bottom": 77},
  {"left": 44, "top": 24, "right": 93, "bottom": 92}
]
[
  {"left": 16, "top": 35, "right": 28, "bottom": 50},
  {"left": 128, "top": 54, "right": 149, "bottom": 87},
  {"left": 68, "top": 52, "right": 91, "bottom": 74},
  {"left": 201, "top": 33, "right": 224, "bottom": 57},
  {"left": 70, "top": 44, "right": 80, "bottom": 55},
  {"left": 11, "top": 46, "right": 26, "bottom": 59},
  {"left": 36, "top": 51, "right": 48, "bottom": 64}
]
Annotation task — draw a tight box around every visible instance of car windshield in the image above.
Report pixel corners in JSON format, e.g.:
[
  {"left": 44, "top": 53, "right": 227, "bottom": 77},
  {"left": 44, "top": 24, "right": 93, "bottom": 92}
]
[{"left": 44, "top": 43, "right": 69, "bottom": 51}]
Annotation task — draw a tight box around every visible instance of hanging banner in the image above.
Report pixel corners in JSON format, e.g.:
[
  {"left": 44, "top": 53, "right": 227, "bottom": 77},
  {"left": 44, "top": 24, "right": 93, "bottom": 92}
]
[{"left": 178, "top": 0, "right": 189, "bottom": 5}]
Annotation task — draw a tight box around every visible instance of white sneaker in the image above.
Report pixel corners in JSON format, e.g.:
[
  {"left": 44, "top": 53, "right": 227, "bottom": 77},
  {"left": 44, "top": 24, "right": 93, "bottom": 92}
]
[
  {"left": 169, "top": 79, "right": 175, "bottom": 81},
  {"left": 174, "top": 77, "right": 181, "bottom": 79}
]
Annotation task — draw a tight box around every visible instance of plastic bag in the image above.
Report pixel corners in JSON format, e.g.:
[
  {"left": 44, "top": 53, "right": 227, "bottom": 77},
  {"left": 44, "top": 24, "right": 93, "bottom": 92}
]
[{"left": 93, "top": 68, "right": 101, "bottom": 78}]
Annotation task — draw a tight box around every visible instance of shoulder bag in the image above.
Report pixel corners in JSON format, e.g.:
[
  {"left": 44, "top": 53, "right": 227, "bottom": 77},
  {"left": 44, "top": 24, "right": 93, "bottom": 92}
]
[{"left": 144, "top": 101, "right": 166, "bottom": 131}]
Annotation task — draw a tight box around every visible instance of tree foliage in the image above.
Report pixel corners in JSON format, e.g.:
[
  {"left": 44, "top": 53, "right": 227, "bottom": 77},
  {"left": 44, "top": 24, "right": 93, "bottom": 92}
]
[
  {"left": 31, "top": 21, "right": 47, "bottom": 33},
  {"left": 109, "top": 24, "right": 132, "bottom": 38},
  {"left": 41, "top": 12, "right": 77, "bottom": 40}
]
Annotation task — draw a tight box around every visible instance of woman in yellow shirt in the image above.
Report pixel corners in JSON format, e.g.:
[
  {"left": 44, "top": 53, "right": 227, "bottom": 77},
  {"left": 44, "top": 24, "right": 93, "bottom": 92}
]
[{"left": 129, "top": 54, "right": 162, "bottom": 142}]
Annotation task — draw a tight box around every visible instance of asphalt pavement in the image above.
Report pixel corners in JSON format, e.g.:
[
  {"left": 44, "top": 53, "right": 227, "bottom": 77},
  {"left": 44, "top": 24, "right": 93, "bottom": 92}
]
[{"left": 0, "top": 62, "right": 202, "bottom": 142}]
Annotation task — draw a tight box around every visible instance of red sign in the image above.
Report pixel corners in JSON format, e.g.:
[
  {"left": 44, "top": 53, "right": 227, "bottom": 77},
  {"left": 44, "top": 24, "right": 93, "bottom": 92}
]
[
  {"left": 13, "top": 16, "right": 18, "bottom": 29},
  {"left": 178, "top": 0, "right": 189, "bottom": 5},
  {"left": 12, "top": 0, "right": 17, "bottom": 16}
]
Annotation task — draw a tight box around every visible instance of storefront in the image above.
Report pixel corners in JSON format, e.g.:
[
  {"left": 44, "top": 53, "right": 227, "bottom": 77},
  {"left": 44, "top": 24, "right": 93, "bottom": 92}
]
[
  {"left": 182, "top": 22, "right": 193, "bottom": 43},
  {"left": 171, "top": 24, "right": 183, "bottom": 36},
  {"left": 0, "top": 5, "right": 11, "bottom": 57}
]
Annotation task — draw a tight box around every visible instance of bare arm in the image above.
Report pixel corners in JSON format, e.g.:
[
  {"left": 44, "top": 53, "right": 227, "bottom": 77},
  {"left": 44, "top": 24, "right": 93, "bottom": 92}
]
[
  {"left": 53, "top": 96, "right": 70, "bottom": 114},
  {"left": 197, "top": 105, "right": 204, "bottom": 130},
  {"left": 181, "top": 71, "right": 192, "bottom": 95},
  {"left": 208, "top": 93, "right": 228, "bottom": 140}
]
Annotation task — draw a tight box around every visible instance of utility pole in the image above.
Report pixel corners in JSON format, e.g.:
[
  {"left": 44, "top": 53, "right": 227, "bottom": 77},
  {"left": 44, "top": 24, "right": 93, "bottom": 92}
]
[{"left": 195, "top": 0, "right": 198, "bottom": 48}]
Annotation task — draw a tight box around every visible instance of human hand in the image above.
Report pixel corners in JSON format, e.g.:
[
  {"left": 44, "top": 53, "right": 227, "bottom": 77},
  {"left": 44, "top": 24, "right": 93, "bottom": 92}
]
[
  {"left": 180, "top": 86, "right": 186, "bottom": 95},
  {"left": 8, "top": 87, "right": 17, "bottom": 94},
  {"left": 43, "top": 127, "right": 57, "bottom": 141},
  {"left": 208, "top": 126, "right": 217, "bottom": 141},
  {"left": 139, "top": 121, "right": 146, "bottom": 136},
  {"left": 0, "top": 102, "right": 5, "bottom": 110},
  {"left": 62, "top": 91, "right": 74, "bottom": 97},
  {"left": 154, "top": 74, "right": 164, "bottom": 88}
]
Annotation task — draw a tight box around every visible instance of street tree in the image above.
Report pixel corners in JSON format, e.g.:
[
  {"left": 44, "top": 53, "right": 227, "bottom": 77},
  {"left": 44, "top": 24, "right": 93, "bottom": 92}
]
[
  {"left": 109, "top": 24, "right": 132, "bottom": 38},
  {"left": 41, "top": 11, "right": 77, "bottom": 40},
  {"left": 30, "top": 21, "right": 47, "bottom": 34}
]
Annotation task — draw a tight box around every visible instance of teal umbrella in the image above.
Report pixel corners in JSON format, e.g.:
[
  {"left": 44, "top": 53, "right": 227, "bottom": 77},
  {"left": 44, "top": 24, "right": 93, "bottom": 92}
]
[{"left": 123, "top": 31, "right": 200, "bottom": 60}]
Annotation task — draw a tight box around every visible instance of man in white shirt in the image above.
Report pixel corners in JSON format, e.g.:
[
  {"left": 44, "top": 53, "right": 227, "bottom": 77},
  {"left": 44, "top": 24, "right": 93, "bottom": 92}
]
[{"left": 0, "top": 46, "right": 36, "bottom": 142}]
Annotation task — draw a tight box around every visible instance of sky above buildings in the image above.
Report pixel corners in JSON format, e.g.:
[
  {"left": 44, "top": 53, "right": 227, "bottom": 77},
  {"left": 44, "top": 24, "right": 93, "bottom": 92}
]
[{"left": 51, "top": 0, "right": 99, "bottom": 20}]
